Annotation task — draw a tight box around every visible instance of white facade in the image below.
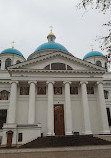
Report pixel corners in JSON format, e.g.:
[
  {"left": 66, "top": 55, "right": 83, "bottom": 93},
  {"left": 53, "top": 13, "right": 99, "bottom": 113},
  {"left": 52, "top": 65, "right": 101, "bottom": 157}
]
[{"left": 0, "top": 35, "right": 111, "bottom": 147}]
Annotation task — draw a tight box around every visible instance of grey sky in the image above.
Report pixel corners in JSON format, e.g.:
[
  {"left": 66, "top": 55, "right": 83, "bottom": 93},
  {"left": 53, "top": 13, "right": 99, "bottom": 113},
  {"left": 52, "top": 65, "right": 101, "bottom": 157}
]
[{"left": 0, "top": 0, "right": 110, "bottom": 59}]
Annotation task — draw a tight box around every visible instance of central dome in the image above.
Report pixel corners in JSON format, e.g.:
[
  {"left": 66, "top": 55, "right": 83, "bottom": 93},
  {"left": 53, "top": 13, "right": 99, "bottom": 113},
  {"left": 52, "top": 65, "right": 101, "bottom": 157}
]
[
  {"left": 35, "top": 42, "right": 68, "bottom": 52},
  {"left": 27, "top": 31, "right": 69, "bottom": 60}
]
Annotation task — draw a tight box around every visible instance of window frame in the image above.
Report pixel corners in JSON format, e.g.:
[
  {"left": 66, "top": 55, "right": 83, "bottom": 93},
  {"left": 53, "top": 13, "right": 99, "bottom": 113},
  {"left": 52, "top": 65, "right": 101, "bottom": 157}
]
[
  {"left": 18, "top": 133, "right": 23, "bottom": 142},
  {"left": 20, "top": 86, "right": 29, "bottom": 95}
]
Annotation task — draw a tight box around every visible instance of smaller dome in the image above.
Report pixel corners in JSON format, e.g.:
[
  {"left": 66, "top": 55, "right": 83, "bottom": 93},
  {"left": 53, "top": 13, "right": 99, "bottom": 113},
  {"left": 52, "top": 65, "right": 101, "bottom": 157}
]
[
  {"left": 83, "top": 51, "right": 104, "bottom": 60},
  {"left": 0, "top": 48, "right": 24, "bottom": 58}
]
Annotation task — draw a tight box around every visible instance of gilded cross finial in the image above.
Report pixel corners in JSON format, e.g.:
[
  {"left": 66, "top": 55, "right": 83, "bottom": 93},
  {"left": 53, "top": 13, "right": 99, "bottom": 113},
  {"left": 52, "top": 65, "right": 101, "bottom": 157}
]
[
  {"left": 90, "top": 44, "right": 93, "bottom": 52},
  {"left": 12, "top": 41, "right": 15, "bottom": 48},
  {"left": 50, "top": 26, "right": 53, "bottom": 33}
]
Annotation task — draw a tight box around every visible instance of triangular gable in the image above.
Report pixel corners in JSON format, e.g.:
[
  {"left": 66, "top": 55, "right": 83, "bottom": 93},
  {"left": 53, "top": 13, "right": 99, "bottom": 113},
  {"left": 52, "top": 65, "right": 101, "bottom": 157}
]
[{"left": 8, "top": 51, "right": 105, "bottom": 72}]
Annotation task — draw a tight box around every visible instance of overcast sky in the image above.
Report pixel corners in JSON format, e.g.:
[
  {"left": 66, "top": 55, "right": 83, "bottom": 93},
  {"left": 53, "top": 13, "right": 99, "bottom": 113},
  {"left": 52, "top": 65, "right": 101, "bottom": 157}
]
[{"left": 0, "top": 0, "right": 110, "bottom": 59}]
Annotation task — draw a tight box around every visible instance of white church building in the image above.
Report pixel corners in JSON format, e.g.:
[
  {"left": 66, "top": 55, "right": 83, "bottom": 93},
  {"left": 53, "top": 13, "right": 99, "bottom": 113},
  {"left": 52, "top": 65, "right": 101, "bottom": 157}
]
[{"left": 0, "top": 31, "right": 111, "bottom": 147}]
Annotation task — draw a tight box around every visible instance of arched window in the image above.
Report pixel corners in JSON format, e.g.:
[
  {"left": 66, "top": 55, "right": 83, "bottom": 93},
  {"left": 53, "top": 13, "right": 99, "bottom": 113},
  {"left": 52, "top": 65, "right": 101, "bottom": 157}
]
[
  {"left": 16, "top": 60, "right": 21, "bottom": 64},
  {"left": 96, "top": 61, "right": 102, "bottom": 67},
  {"left": 44, "top": 63, "right": 73, "bottom": 70},
  {"left": 5, "top": 58, "right": 11, "bottom": 69},
  {"left": 0, "top": 60, "right": 1, "bottom": 69}
]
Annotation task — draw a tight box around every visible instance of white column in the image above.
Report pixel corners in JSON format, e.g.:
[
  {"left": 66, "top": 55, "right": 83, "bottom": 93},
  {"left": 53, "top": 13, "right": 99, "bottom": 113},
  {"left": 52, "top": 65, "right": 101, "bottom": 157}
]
[
  {"left": 64, "top": 81, "right": 73, "bottom": 135},
  {"left": 7, "top": 81, "right": 18, "bottom": 124},
  {"left": 97, "top": 82, "right": 110, "bottom": 134},
  {"left": 47, "top": 81, "right": 55, "bottom": 136},
  {"left": 80, "top": 81, "right": 92, "bottom": 134},
  {"left": 28, "top": 81, "right": 36, "bottom": 124}
]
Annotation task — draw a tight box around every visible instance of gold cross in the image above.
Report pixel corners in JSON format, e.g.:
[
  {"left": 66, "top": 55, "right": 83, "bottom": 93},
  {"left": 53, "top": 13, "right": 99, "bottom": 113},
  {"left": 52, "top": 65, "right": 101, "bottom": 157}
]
[
  {"left": 50, "top": 26, "right": 53, "bottom": 33},
  {"left": 12, "top": 41, "right": 15, "bottom": 48},
  {"left": 90, "top": 44, "right": 93, "bottom": 52}
]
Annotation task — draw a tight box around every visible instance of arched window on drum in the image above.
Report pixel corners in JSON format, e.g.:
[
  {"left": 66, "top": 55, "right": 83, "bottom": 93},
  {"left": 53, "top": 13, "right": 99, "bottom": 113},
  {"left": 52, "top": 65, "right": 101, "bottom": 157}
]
[
  {"left": 5, "top": 58, "right": 11, "bottom": 69},
  {"left": 16, "top": 60, "right": 21, "bottom": 64},
  {"left": 96, "top": 60, "right": 102, "bottom": 67}
]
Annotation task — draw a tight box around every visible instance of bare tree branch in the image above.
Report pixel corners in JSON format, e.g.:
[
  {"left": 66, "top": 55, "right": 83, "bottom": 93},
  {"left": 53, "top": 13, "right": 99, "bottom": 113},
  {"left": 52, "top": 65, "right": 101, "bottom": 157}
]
[{"left": 77, "top": 0, "right": 111, "bottom": 53}]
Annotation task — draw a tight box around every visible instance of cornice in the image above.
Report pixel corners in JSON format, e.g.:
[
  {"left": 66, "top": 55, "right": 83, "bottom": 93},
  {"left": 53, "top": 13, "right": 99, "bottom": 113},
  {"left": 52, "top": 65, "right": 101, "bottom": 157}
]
[
  {"left": 8, "top": 68, "right": 105, "bottom": 74},
  {"left": 0, "top": 80, "right": 11, "bottom": 84}
]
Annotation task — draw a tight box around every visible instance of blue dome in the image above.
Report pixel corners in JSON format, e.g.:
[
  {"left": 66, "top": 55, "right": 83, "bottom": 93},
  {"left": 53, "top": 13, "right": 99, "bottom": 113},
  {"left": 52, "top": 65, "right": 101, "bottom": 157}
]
[
  {"left": 83, "top": 51, "right": 104, "bottom": 60},
  {"left": 35, "top": 42, "right": 68, "bottom": 52},
  {"left": 1, "top": 48, "right": 24, "bottom": 58}
]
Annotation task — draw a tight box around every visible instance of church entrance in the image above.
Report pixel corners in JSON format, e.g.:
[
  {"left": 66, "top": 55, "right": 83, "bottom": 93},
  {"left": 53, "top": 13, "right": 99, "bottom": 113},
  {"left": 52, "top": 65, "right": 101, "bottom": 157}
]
[
  {"left": 54, "top": 104, "right": 65, "bottom": 136},
  {"left": 7, "top": 131, "right": 13, "bottom": 147}
]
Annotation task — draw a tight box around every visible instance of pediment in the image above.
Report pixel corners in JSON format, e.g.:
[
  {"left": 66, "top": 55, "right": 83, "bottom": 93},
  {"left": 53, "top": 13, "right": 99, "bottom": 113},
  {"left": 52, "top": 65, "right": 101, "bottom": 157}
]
[{"left": 8, "top": 51, "right": 105, "bottom": 73}]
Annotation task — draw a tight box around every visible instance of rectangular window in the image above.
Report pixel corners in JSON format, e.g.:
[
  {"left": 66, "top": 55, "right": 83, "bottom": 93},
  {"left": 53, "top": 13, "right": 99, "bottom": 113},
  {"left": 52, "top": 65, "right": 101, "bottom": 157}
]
[
  {"left": 0, "top": 110, "right": 7, "bottom": 129},
  {"left": 104, "top": 90, "right": 109, "bottom": 99},
  {"left": 51, "top": 63, "right": 66, "bottom": 70},
  {"left": 70, "top": 87, "right": 78, "bottom": 95},
  {"left": 87, "top": 86, "right": 94, "bottom": 94},
  {"left": 54, "top": 87, "right": 62, "bottom": 95},
  {"left": 18, "top": 133, "right": 23, "bottom": 142},
  {"left": 37, "top": 87, "right": 46, "bottom": 95},
  {"left": 20, "top": 87, "right": 29, "bottom": 95},
  {"left": 106, "top": 108, "right": 111, "bottom": 126}
]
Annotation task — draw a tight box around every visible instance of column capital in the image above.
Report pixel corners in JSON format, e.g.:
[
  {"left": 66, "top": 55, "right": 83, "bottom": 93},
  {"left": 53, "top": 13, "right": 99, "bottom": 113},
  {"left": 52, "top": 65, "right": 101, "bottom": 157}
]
[
  {"left": 9, "top": 81, "right": 18, "bottom": 84},
  {"left": 28, "top": 81, "right": 37, "bottom": 85},
  {"left": 96, "top": 81, "right": 103, "bottom": 85},
  {"left": 80, "top": 81, "right": 88, "bottom": 85},
  {"left": 63, "top": 81, "right": 72, "bottom": 85},
  {"left": 46, "top": 81, "right": 55, "bottom": 85}
]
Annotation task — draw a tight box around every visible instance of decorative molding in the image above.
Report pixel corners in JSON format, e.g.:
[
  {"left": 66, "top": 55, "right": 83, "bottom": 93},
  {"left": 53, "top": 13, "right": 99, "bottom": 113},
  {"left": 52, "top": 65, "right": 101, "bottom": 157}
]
[
  {"left": 0, "top": 80, "right": 10, "bottom": 84},
  {"left": 80, "top": 81, "right": 88, "bottom": 85},
  {"left": 96, "top": 81, "right": 103, "bottom": 85},
  {"left": 28, "top": 81, "right": 37, "bottom": 85},
  {"left": 63, "top": 81, "right": 72, "bottom": 85},
  {"left": 8, "top": 68, "right": 105, "bottom": 74},
  {"left": 9, "top": 81, "right": 19, "bottom": 84},
  {"left": 46, "top": 81, "right": 55, "bottom": 85}
]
